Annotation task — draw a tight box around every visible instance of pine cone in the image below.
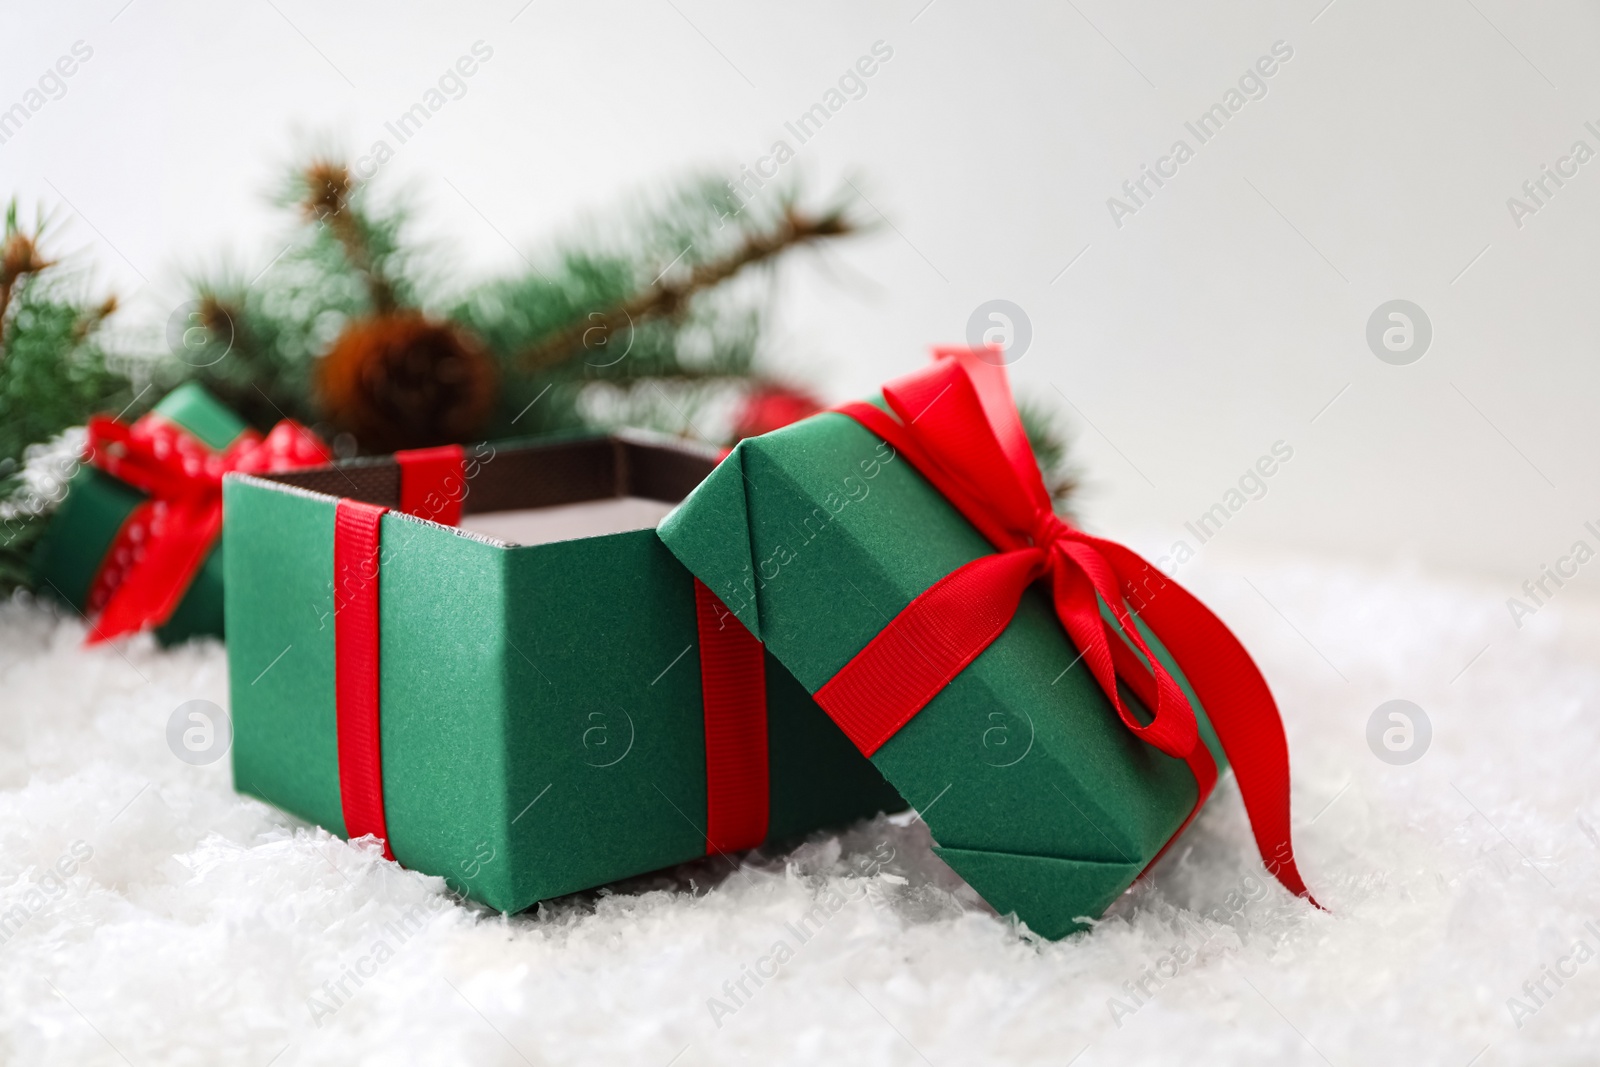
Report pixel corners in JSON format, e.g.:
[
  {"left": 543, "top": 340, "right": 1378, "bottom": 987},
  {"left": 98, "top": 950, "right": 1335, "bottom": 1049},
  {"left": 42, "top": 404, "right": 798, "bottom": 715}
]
[{"left": 317, "top": 312, "right": 496, "bottom": 452}]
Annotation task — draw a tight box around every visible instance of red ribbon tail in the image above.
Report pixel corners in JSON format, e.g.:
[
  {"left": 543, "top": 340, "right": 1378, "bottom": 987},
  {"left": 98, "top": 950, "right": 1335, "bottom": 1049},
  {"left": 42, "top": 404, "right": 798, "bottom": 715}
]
[
  {"left": 1094, "top": 539, "right": 1318, "bottom": 904},
  {"left": 87, "top": 497, "right": 222, "bottom": 644}
]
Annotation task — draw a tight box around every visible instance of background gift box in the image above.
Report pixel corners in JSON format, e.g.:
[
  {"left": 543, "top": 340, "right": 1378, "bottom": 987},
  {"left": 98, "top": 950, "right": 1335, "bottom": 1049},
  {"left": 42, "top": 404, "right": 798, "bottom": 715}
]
[{"left": 32, "top": 381, "right": 329, "bottom": 645}]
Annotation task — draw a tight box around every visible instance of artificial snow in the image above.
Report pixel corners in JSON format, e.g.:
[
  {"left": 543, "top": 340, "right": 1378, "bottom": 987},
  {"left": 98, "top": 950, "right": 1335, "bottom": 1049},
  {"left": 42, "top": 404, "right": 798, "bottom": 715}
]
[{"left": 0, "top": 551, "right": 1596, "bottom": 1065}]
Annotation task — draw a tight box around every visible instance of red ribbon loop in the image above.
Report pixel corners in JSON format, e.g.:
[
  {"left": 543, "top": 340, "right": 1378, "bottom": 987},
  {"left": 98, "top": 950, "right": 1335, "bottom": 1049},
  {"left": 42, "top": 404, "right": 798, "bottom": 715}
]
[
  {"left": 82, "top": 410, "right": 331, "bottom": 643},
  {"left": 821, "top": 347, "right": 1315, "bottom": 903}
]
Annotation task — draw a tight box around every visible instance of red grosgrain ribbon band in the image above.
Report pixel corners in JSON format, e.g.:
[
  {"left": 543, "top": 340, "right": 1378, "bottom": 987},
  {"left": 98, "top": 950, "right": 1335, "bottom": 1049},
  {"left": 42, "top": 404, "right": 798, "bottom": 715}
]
[
  {"left": 694, "top": 578, "right": 770, "bottom": 854},
  {"left": 396, "top": 444, "right": 467, "bottom": 525},
  {"left": 82, "top": 412, "right": 330, "bottom": 643},
  {"left": 817, "top": 346, "right": 1315, "bottom": 903},
  {"left": 333, "top": 499, "right": 394, "bottom": 860}
]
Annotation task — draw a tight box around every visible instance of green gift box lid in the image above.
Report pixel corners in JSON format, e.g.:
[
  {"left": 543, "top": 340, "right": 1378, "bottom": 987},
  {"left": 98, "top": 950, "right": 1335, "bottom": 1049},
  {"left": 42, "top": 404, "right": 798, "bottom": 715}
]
[
  {"left": 223, "top": 432, "right": 904, "bottom": 912},
  {"left": 32, "top": 381, "right": 249, "bottom": 644},
  {"left": 656, "top": 412, "right": 1229, "bottom": 939}
]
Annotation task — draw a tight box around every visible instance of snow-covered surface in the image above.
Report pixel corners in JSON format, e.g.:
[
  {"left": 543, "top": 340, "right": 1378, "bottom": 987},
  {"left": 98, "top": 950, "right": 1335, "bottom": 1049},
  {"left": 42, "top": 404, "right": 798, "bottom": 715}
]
[{"left": 1, "top": 553, "right": 1596, "bottom": 1065}]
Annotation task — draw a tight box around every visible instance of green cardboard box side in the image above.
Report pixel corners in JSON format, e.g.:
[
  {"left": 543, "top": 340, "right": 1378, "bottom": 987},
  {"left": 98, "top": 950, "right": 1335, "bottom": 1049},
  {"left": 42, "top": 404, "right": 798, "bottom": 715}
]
[
  {"left": 657, "top": 413, "right": 1228, "bottom": 939},
  {"left": 224, "top": 436, "right": 904, "bottom": 912},
  {"left": 32, "top": 382, "right": 247, "bottom": 645}
]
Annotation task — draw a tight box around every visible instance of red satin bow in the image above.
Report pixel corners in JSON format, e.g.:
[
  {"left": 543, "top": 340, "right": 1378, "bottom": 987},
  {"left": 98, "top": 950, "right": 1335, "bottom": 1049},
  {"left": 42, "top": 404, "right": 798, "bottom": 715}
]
[
  {"left": 818, "top": 347, "right": 1316, "bottom": 902},
  {"left": 83, "top": 410, "right": 331, "bottom": 643}
]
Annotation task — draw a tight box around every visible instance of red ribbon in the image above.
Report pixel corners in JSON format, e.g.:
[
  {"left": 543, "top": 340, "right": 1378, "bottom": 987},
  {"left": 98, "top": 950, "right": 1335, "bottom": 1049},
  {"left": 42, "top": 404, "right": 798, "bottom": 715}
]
[
  {"left": 695, "top": 578, "right": 769, "bottom": 854},
  {"left": 333, "top": 445, "right": 466, "bottom": 854},
  {"left": 327, "top": 502, "right": 771, "bottom": 865},
  {"left": 396, "top": 444, "right": 466, "bottom": 525},
  {"left": 334, "top": 499, "right": 393, "bottom": 859},
  {"left": 83, "top": 410, "right": 331, "bottom": 643},
  {"left": 816, "top": 347, "right": 1315, "bottom": 903}
]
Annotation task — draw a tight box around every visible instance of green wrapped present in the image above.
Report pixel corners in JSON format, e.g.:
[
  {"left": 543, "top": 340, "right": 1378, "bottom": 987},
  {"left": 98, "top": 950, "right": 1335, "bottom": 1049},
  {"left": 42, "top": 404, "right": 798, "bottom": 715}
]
[
  {"left": 657, "top": 348, "right": 1317, "bottom": 938},
  {"left": 32, "top": 381, "right": 330, "bottom": 645},
  {"left": 222, "top": 433, "right": 904, "bottom": 911}
]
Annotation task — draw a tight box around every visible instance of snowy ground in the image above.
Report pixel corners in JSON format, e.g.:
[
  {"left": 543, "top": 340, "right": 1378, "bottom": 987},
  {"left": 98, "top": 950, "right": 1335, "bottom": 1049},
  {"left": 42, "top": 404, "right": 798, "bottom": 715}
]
[{"left": 1, "top": 551, "right": 1597, "bottom": 1066}]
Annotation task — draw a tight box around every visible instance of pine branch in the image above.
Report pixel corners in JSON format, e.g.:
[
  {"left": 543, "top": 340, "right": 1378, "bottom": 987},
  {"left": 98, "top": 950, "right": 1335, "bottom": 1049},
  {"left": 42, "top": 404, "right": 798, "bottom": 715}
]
[
  {"left": 516, "top": 205, "right": 854, "bottom": 373},
  {"left": 300, "top": 160, "right": 398, "bottom": 313},
  {"left": 0, "top": 202, "right": 55, "bottom": 350},
  {"left": 1017, "top": 396, "right": 1079, "bottom": 515},
  {"left": 72, "top": 296, "right": 117, "bottom": 343}
]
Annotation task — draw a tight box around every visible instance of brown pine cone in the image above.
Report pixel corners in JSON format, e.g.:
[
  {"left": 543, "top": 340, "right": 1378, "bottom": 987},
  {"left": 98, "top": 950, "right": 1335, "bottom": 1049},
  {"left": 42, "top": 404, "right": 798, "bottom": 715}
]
[{"left": 317, "top": 312, "right": 497, "bottom": 452}]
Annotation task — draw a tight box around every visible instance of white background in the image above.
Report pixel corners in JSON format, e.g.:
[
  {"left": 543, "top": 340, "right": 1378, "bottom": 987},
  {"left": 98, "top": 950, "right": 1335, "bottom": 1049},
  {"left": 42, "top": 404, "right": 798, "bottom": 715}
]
[{"left": 5, "top": 0, "right": 1599, "bottom": 587}]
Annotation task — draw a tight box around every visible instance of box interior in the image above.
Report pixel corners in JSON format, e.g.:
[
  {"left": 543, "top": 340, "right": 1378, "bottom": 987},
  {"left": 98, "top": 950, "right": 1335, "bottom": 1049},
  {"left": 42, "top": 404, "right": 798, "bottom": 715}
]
[
  {"left": 456, "top": 497, "right": 677, "bottom": 545},
  {"left": 257, "top": 435, "right": 716, "bottom": 544}
]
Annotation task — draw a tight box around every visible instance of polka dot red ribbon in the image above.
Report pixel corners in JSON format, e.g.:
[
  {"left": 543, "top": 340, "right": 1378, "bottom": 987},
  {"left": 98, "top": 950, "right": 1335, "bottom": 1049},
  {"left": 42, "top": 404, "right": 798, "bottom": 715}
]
[{"left": 82, "top": 411, "right": 331, "bottom": 643}]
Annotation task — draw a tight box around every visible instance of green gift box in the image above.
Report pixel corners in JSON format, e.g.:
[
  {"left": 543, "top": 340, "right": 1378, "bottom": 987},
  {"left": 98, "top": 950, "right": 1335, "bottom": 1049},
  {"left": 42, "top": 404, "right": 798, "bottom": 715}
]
[
  {"left": 33, "top": 382, "right": 250, "bottom": 645},
  {"left": 656, "top": 351, "right": 1313, "bottom": 938},
  {"left": 223, "top": 433, "right": 904, "bottom": 912}
]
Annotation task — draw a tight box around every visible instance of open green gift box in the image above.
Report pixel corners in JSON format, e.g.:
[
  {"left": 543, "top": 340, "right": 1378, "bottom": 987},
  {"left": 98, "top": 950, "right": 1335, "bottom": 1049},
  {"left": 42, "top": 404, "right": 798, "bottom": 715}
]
[{"left": 223, "top": 433, "right": 904, "bottom": 912}]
